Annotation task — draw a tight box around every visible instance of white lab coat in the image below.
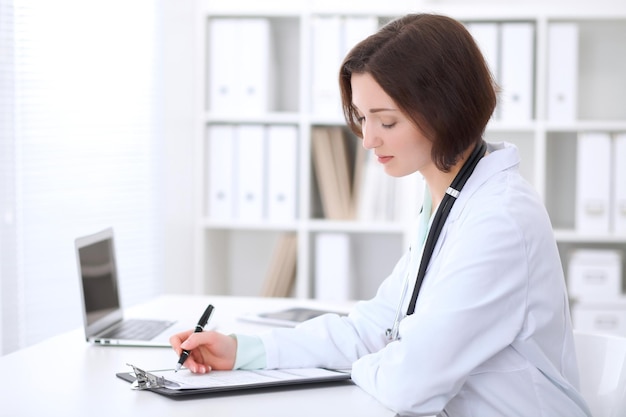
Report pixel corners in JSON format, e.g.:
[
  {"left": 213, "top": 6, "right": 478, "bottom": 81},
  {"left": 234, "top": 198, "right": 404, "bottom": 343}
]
[{"left": 260, "top": 142, "right": 591, "bottom": 417}]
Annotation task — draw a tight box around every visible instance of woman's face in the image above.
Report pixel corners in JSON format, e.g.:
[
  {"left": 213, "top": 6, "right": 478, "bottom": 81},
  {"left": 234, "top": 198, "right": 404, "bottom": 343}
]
[{"left": 350, "top": 72, "right": 434, "bottom": 178}]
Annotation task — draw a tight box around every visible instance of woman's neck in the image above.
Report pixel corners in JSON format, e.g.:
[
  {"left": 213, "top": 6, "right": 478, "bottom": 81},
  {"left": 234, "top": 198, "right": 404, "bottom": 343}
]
[
  {"left": 422, "top": 145, "right": 477, "bottom": 214},
  {"left": 423, "top": 170, "right": 458, "bottom": 214}
]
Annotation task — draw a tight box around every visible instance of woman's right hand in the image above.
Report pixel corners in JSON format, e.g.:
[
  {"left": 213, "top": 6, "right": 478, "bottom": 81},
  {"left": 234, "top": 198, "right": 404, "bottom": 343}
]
[{"left": 169, "top": 330, "right": 237, "bottom": 373}]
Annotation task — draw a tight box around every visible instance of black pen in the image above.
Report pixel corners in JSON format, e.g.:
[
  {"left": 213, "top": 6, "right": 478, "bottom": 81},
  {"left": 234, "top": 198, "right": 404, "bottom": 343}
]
[{"left": 175, "top": 303, "right": 215, "bottom": 372}]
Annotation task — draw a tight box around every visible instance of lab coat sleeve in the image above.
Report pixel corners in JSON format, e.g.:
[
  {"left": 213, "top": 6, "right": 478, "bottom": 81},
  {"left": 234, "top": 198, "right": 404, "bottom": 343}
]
[
  {"left": 260, "top": 250, "right": 411, "bottom": 370},
  {"left": 351, "top": 202, "right": 528, "bottom": 415}
]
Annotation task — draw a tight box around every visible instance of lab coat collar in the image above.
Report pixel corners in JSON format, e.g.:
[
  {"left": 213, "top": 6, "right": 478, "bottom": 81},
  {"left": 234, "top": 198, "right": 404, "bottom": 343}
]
[
  {"left": 448, "top": 141, "right": 521, "bottom": 221},
  {"left": 420, "top": 141, "right": 521, "bottom": 269}
]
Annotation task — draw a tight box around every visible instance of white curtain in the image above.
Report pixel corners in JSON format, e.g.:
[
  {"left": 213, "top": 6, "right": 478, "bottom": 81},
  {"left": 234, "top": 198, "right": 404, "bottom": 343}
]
[{"left": 0, "top": 0, "right": 164, "bottom": 355}]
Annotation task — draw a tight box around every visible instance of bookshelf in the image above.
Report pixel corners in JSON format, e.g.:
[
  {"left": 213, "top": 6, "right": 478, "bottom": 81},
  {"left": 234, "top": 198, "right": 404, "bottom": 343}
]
[{"left": 193, "top": 0, "right": 626, "bottom": 333}]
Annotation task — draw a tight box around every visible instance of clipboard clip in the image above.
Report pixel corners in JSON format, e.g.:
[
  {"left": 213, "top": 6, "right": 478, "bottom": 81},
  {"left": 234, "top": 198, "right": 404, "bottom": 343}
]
[{"left": 127, "top": 363, "right": 170, "bottom": 390}]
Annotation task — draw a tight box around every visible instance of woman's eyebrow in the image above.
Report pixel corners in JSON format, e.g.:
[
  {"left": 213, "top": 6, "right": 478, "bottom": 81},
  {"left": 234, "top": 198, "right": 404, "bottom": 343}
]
[
  {"left": 351, "top": 105, "right": 397, "bottom": 114},
  {"left": 369, "top": 107, "right": 397, "bottom": 113}
]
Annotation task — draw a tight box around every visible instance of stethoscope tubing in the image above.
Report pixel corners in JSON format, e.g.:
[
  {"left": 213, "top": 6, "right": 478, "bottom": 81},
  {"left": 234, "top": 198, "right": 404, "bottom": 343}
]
[{"left": 386, "top": 140, "right": 487, "bottom": 341}]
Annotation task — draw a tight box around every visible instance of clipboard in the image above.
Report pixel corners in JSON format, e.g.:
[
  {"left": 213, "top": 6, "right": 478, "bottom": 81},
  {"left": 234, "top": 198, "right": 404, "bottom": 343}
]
[{"left": 117, "top": 364, "right": 352, "bottom": 397}]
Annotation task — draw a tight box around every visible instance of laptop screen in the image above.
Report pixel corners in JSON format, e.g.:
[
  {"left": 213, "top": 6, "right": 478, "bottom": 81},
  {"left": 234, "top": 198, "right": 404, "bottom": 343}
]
[{"left": 77, "top": 232, "right": 121, "bottom": 326}]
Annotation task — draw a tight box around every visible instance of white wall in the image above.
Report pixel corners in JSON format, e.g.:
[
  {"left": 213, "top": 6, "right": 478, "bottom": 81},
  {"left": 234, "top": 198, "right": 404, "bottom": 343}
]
[{"left": 161, "top": 0, "right": 197, "bottom": 294}]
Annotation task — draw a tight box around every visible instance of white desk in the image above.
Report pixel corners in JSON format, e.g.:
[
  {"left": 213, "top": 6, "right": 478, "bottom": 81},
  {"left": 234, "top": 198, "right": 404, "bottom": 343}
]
[{"left": 0, "top": 295, "right": 397, "bottom": 417}]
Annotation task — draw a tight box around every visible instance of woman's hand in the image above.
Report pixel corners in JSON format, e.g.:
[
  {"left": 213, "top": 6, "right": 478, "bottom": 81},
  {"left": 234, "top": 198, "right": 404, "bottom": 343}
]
[{"left": 169, "top": 330, "right": 237, "bottom": 373}]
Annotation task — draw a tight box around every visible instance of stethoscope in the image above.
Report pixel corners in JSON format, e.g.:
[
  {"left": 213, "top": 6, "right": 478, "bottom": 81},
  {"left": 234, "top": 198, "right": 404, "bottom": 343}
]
[{"left": 385, "top": 140, "right": 488, "bottom": 342}]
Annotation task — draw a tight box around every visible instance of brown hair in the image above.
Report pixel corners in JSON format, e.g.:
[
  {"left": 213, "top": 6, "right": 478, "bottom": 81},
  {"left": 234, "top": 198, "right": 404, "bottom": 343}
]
[{"left": 339, "top": 14, "right": 498, "bottom": 172}]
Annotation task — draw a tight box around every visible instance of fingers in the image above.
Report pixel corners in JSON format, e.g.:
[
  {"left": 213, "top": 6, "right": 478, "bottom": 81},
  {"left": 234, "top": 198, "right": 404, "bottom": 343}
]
[
  {"left": 169, "top": 331, "right": 218, "bottom": 373},
  {"left": 169, "top": 331, "right": 236, "bottom": 373},
  {"left": 169, "top": 329, "right": 193, "bottom": 354},
  {"left": 179, "top": 331, "right": 215, "bottom": 351},
  {"left": 186, "top": 359, "right": 212, "bottom": 374}
]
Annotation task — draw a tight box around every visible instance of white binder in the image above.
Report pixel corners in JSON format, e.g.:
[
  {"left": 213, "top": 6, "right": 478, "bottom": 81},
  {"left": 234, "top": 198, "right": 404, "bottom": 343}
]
[
  {"left": 208, "top": 19, "right": 240, "bottom": 113},
  {"left": 466, "top": 22, "right": 500, "bottom": 118},
  {"left": 235, "top": 125, "right": 266, "bottom": 221},
  {"left": 576, "top": 132, "right": 611, "bottom": 233},
  {"left": 547, "top": 23, "right": 579, "bottom": 122},
  {"left": 207, "top": 125, "right": 235, "bottom": 220},
  {"left": 315, "top": 232, "right": 352, "bottom": 301},
  {"left": 208, "top": 18, "right": 273, "bottom": 114},
  {"left": 499, "top": 22, "right": 534, "bottom": 122},
  {"left": 613, "top": 133, "right": 626, "bottom": 234},
  {"left": 266, "top": 125, "right": 298, "bottom": 221},
  {"left": 238, "top": 18, "right": 273, "bottom": 114},
  {"left": 311, "top": 15, "right": 344, "bottom": 117}
]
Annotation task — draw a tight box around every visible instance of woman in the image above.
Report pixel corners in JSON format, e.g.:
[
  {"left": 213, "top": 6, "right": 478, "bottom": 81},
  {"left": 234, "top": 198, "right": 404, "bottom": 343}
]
[{"left": 171, "top": 14, "right": 591, "bottom": 416}]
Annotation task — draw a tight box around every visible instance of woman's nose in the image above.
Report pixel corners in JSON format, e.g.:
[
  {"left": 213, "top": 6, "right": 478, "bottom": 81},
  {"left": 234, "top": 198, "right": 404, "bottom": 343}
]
[{"left": 361, "top": 124, "right": 381, "bottom": 150}]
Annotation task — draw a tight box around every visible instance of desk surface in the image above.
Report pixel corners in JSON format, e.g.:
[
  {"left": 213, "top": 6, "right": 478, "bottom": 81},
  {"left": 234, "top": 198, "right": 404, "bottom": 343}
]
[{"left": 0, "top": 295, "right": 396, "bottom": 417}]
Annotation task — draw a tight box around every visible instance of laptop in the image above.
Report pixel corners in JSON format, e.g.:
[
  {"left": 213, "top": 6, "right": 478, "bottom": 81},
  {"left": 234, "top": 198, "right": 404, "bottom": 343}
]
[{"left": 75, "top": 227, "right": 182, "bottom": 347}]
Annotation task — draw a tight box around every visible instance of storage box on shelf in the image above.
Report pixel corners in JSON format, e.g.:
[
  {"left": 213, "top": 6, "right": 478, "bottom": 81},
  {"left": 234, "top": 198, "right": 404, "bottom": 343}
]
[
  {"left": 194, "top": 2, "right": 626, "bottom": 308},
  {"left": 568, "top": 249, "right": 622, "bottom": 301},
  {"left": 571, "top": 301, "right": 626, "bottom": 336},
  {"left": 561, "top": 242, "right": 626, "bottom": 336},
  {"left": 540, "top": 17, "right": 626, "bottom": 334}
]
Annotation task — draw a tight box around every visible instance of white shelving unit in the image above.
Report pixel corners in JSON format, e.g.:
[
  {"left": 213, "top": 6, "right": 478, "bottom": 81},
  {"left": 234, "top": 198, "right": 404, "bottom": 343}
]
[{"left": 192, "top": 0, "right": 626, "bottom": 321}]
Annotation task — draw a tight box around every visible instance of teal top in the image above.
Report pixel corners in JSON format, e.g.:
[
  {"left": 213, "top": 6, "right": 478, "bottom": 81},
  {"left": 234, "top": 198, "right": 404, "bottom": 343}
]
[
  {"left": 417, "top": 186, "right": 432, "bottom": 248},
  {"left": 233, "top": 333, "right": 267, "bottom": 369}
]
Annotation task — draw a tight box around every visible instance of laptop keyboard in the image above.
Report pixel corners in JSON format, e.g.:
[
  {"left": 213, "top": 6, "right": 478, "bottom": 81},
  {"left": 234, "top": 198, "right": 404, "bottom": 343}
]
[{"left": 100, "top": 319, "right": 174, "bottom": 341}]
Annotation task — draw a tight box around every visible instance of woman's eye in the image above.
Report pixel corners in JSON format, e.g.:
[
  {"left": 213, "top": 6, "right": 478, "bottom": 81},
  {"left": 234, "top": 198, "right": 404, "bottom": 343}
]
[{"left": 382, "top": 122, "right": 396, "bottom": 129}]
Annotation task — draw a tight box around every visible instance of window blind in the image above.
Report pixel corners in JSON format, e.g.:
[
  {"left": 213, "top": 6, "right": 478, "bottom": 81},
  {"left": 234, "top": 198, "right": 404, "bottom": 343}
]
[
  {"left": 0, "top": 0, "right": 164, "bottom": 355},
  {"left": 0, "top": 0, "right": 17, "bottom": 356}
]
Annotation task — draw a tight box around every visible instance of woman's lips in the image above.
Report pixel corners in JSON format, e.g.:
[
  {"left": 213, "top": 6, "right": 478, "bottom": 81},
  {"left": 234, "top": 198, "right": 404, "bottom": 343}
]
[{"left": 377, "top": 155, "right": 393, "bottom": 164}]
